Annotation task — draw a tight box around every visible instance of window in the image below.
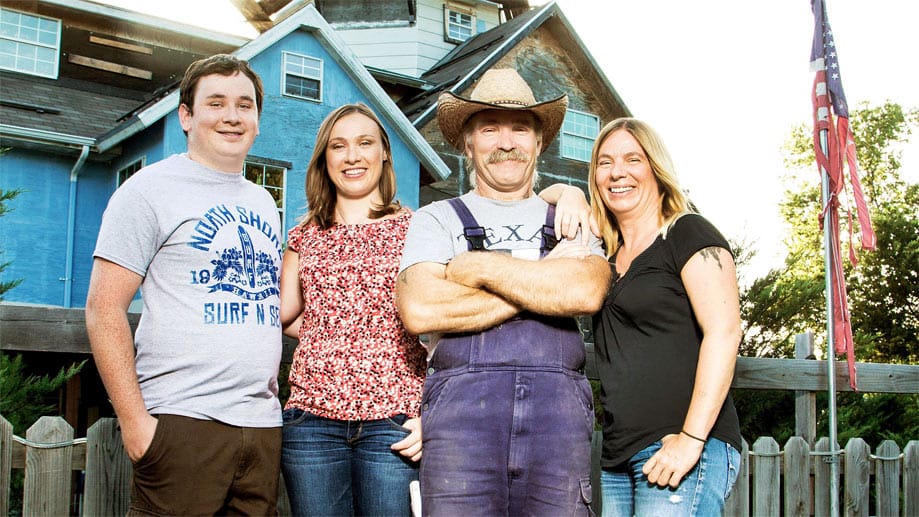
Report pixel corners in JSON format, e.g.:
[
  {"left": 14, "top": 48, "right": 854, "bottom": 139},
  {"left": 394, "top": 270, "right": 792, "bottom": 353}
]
[
  {"left": 0, "top": 8, "right": 60, "bottom": 78},
  {"left": 561, "top": 109, "right": 600, "bottom": 162},
  {"left": 117, "top": 157, "right": 145, "bottom": 186},
  {"left": 245, "top": 159, "right": 286, "bottom": 225},
  {"left": 282, "top": 52, "right": 322, "bottom": 102},
  {"left": 444, "top": 4, "right": 475, "bottom": 43}
]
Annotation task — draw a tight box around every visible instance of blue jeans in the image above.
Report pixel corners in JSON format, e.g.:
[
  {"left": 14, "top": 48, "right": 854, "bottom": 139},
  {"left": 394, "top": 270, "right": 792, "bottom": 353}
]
[
  {"left": 600, "top": 437, "right": 740, "bottom": 517},
  {"left": 281, "top": 408, "right": 419, "bottom": 517}
]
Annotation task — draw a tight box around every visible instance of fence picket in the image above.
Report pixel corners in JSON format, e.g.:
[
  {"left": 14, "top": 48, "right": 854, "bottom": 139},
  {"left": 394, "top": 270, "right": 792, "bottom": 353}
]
[
  {"left": 784, "top": 436, "right": 810, "bottom": 516},
  {"left": 0, "top": 413, "right": 916, "bottom": 516},
  {"left": 23, "top": 416, "right": 72, "bottom": 516},
  {"left": 84, "top": 417, "right": 132, "bottom": 516},
  {"left": 844, "top": 438, "right": 869, "bottom": 517},
  {"left": 904, "top": 441, "right": 918, "bottom": 517},
  {"left": 752, "top": 437, "right": 780, "bottom": 517},
  {"left": 872, "top": 440, "right": 899, "bottom": 517},
  {"left": 1, "top": 415, "right": 12, "bottom": 517},
  {"left": 813, "top": 437, "right": 834, "bottom": 516}
]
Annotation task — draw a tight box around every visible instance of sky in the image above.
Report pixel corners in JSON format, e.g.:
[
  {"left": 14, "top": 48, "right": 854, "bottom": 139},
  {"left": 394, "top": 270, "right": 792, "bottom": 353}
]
[
  {"left": 98, "top": 0, "right": 918, "bottom": 277},
  {"left": 549, "top": 0, "right": 919, "bottom": 278}
]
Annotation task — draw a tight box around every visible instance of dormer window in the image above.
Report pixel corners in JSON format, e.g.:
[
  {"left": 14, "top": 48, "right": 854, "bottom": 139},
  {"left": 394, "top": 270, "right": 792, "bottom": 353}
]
[
  {"left": 561, "top": 109, "right": 600, "bottom": 162},
  {"left": 0, "top": 7, "right": 61, "bottom": 79},
  {"left": 282, "top": 52, "right": 322, "bottom": 102},
  {"left": 444, "top": 3, "right": 475, "bottom": 43}
]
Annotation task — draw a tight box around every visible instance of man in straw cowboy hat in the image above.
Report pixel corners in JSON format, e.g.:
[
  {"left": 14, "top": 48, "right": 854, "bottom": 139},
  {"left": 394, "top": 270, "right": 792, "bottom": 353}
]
[{"left": 396, "top": 68, "right": 610, "bottom": 515}]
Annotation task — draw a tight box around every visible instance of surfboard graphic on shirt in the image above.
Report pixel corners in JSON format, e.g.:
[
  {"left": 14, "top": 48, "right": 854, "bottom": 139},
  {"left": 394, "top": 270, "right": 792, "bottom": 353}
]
[
  {"left": 238, "top": 225, "right": 257, "bottom": 288},
  {"left": 205, "top": 224, "right": 279, "bottom": 301}
]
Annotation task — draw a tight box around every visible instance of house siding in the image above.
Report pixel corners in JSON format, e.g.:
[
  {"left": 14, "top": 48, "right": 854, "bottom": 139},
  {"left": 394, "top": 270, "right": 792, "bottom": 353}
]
[
  {"left": 245, "top": 30, "right": 422, "bottom": 231},
  {"left": 417, "top": 22, "right": 628, "bottom": 202},
  {"left": 332, "top": 0, "right": 502, "bottom": 78},
  {"left": 1, "top": 26, "right": 424, "bottom": 309},
  {"left": 0, "top": 150, "right": 104, "bottom": 306},
  {"left": 337, "top": 27, "right": 422, "bottom": 77}
]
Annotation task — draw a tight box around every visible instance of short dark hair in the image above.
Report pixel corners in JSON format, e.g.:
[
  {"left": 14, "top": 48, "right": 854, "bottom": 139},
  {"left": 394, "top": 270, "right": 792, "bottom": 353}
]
[{"left": 179, "top": 54, "right": 264, "bottom": 115}]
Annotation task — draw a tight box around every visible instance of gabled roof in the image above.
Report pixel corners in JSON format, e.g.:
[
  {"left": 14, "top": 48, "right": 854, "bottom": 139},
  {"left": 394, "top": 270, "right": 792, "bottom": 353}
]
[
  {"left": 43, "top": 0, "right": 248, "bottom": 47},
  {"left": 97, "top": 3, "right": 451, "bottom": 179},
  {"left": 0, "top": 74, "right": 142, "bottom": 146},
  {"left": 399, "top": 0, "right": 630, "bottom": 128},
  {"left": 0, "top": 0, "right": 246, "bottom": 152}
]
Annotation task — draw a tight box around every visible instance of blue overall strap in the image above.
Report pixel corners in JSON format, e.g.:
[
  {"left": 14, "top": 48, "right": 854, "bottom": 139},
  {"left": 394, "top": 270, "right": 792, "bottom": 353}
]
[
  {"left": 541, "top": 204, "right": 558, "bottom": 256},
  {"left": 447, "top": 198, "right": 487, "bottom": 251}
]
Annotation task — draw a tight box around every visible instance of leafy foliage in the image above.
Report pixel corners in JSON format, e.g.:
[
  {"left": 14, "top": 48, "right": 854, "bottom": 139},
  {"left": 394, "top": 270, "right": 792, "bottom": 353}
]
[
  {"left": 0, "top": 188, "right": 23, "bottom": 299},
  {"left": 0, "top": 353, "right": 84, "bottom": 516},
  {"left": 827, "top": 392, "right": 919, "bottom": 445},
  {"left": 737, "top": 101, "right": 919, "bottom": 446},
  {"left": 733, "top": 389, "right": 795, "bottom": 445},
  {"left": 0, "top": 353, "right": 85, "bottom": 434}
]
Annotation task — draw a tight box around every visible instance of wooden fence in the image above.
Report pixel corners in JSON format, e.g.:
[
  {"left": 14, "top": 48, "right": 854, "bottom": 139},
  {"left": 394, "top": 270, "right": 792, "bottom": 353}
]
[
  {"left": 3, "top": 322, "right": 918, "bottom": 515},
  {"left": 2, "top": 414, "right": 917, "bottom": 516}
]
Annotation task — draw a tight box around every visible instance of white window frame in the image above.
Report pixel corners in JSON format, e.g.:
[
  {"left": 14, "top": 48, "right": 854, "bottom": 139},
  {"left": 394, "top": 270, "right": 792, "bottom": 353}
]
[
  {"left": 561, "top": 109, "right": 600, "bottom": 162},
  {"left": 281, "top": 51, "right": 322, "bottom": 103},
  {"left": 244, "top": 159, "right": 287, "bottom": 228},
  {"left": 444, "top": 3, "right": 475, "bottom": 43},
  {"left": 116, "top": 157, "right": 145, "bottom": 187},
  {"left": 0, "top": 7, "right": 61, "bottom": 79}
]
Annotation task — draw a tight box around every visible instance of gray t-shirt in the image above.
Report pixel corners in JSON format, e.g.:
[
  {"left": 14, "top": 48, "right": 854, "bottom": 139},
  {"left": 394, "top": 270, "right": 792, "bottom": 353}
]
[
  {"left": 400, "top": 191, "right": 604, "bottom": 272},
  {"left": 93, "top": 154, "right": 283, "bottom": 427}
]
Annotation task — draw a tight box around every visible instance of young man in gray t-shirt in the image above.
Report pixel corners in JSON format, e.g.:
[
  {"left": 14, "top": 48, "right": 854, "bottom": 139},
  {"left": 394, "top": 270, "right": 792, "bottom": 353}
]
[{"left": 86, "top": 55, "right": 283, "bottom": 515}]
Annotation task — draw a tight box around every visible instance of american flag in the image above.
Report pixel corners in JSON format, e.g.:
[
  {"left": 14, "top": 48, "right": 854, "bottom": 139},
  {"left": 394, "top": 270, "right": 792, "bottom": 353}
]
[{"left": 810, "top": 0, "right": 876, "bottom": 390}]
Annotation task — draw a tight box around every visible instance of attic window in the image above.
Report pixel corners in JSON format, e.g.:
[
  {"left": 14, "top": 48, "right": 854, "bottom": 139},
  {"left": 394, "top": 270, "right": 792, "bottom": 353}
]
[
  {"left": 282, "top": 52, "right": 322, "bottom": 103},
  {"left": 561, "top": 109, "right": 599, "bottom": 162},
  {"left": 444, "top": 3, "right": 475, "bottom": 43},
  {"left": 0, "top": 7, "right": 61, "bottom": 79}
]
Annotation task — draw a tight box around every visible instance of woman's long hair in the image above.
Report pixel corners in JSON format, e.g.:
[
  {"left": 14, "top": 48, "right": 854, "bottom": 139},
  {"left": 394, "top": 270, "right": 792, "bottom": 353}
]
[
  {"left": 302, "top": 103, "right": 400, "bottom": 229},
  {"left": 587, "top": 117, "right": 692, "bottom": 258}
]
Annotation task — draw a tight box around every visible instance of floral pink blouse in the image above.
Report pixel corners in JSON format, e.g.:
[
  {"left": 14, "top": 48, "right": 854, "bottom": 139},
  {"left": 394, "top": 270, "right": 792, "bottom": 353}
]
[{"left": 284, "top": 210, "right": 426, "bottom": 420}]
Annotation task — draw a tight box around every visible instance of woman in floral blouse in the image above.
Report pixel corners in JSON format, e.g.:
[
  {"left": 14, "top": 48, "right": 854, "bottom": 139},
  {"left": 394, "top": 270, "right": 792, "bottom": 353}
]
[{"left": 279, "top": 103, "right": 427, "bottom": 516}]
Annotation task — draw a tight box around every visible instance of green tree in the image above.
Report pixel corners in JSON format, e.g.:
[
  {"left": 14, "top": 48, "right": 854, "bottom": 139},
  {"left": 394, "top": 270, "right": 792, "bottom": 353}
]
[
  {"left": 1, "top": 172, "right": 85, "bottom": 515},
  {"left": 0, "top": 354, "right": 85, "bottom": 434},
  {"left": 0, "top": 187, "right": 23, "bottom": 299},
  {"left": 736, "top": 101, "right": 919, "bottom": 445}
]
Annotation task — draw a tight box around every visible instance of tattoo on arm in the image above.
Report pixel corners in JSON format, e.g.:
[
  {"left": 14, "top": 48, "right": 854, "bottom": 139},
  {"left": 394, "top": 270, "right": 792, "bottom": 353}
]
[
  {"left": 699, "top": 246, "right": 724, "bottom": 270},
  {"left": 398, "top": 270, "right": 408, "bottom": 284}
]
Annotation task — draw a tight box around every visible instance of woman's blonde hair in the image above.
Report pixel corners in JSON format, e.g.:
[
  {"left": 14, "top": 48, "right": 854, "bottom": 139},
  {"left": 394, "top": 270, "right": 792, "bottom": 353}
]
[
  {"left": 587, "top": 117, "right": 692, "bottom": 258},
  {"left": 302, "top": 103, "right": 400, "bottom": 229}
]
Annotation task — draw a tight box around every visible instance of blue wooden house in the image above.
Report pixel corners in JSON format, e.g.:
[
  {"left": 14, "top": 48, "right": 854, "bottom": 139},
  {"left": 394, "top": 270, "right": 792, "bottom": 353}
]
[
  {"left": 0, "top": 1, "right": 448, "bottom": 311},
  {"left": 0, "top": 0, "right": 449, "bottom": 430},
  {"left": 0, "top": 0, "right": 629, "bottom": 432}
]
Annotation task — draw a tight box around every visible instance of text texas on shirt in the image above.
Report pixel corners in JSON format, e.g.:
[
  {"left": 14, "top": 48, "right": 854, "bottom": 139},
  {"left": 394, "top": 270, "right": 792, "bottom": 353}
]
[{"left": 453, "top": 222, "right": 545, "bottom": 260}]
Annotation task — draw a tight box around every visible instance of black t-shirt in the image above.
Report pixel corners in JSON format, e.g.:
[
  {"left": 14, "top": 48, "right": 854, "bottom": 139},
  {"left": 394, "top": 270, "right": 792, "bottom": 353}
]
[{"left": 593, "top": 213, "right": 742, "bottom": 468}]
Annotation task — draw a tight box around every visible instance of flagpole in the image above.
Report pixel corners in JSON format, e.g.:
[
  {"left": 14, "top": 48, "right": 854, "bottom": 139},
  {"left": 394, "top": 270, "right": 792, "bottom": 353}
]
[{"left": 818, "top": 127, "right": 840, "bottom": 517}]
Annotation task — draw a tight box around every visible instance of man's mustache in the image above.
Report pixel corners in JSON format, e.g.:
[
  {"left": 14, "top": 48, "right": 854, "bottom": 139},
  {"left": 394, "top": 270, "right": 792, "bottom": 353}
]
[{"left": 486, "top": 149, "right": 530, "bottom": 164}]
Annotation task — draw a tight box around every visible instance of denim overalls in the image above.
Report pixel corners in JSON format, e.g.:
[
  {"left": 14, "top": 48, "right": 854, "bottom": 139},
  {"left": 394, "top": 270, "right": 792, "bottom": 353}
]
[{"left": 419, "top": 198, "right": 594, "bottom": 516}]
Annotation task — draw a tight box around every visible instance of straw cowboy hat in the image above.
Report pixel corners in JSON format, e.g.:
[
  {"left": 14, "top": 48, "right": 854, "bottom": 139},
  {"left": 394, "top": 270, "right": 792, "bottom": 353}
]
[{"left": 436, "top": 68, "right": 569, "bottom": 152}]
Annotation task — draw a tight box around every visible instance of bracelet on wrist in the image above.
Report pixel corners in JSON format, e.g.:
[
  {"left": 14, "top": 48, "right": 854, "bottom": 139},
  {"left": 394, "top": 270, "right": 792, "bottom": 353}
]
[{"left": 681, "top": 429, "right": 707, "bottom": 443}]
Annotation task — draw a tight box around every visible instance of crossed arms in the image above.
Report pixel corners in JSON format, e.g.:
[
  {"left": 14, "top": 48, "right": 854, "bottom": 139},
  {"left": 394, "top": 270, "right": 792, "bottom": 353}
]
[{"left": 396, "top": 244, "right": 610, "bottom": 336}]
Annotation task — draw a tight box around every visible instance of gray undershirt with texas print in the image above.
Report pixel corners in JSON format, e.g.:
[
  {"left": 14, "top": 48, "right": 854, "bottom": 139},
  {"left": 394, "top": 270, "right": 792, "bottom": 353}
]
[
  {"left": 399, "top": 190, "right": 604, "bottom": 350},
  {"left": 400, "top": 190, "right": 604, "bottom": 270}
]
